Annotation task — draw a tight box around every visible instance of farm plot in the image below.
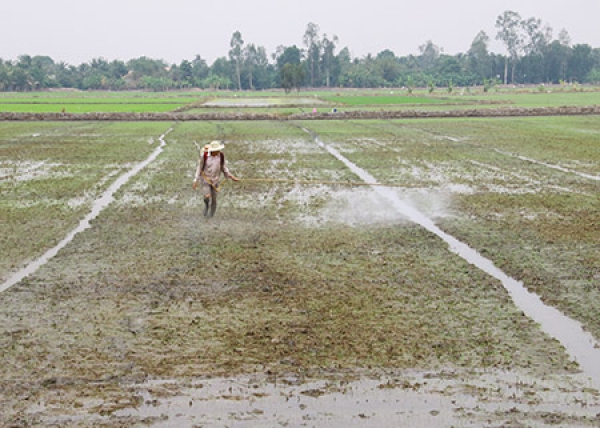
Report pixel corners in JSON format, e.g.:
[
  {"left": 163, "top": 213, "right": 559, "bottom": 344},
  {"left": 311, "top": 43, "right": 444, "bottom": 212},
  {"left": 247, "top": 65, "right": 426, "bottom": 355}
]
[
  {"left": 339, "top": 117, "right": 600, "bottom": 339},
  {"left": 0, "top": 122, "right": 170, "bottom": 281},
  {"left": 0, "top": 92, "right": 205, "bottom": 113},
  {"left": 1, "top": 119, "right": 599, "bottom": 427}
]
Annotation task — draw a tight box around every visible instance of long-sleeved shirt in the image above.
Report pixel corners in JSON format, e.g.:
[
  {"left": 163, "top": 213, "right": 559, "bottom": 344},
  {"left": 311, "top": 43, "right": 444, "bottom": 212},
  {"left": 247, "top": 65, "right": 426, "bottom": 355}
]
[{"left": 194, "top": 153, "right": 233, "bottom": 188}]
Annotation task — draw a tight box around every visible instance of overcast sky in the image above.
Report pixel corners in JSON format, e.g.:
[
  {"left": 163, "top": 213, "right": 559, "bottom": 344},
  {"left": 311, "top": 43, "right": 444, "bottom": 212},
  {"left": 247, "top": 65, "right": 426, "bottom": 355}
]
[{"left": 2, "top": 0, "right": 599, "bottom": 65}]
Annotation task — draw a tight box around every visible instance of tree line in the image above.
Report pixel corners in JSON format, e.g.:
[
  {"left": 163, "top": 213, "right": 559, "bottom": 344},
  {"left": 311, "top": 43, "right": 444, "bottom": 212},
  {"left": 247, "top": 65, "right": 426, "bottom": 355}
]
[{"left": 2, "top": 11, "right": 599, "bottom": 92}]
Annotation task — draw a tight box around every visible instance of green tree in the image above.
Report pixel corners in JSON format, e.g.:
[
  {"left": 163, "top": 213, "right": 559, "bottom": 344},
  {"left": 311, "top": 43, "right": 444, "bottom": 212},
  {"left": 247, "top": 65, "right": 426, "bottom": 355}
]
[
  {"left": 229, "top": 31, "right": 244, "bottom": 90},
  {"left": 191, "top": 55, "right": 209, "bottom": 86},
  {"left": 544, "top": 40, "right": 570, "bottom": 83},
  {"left": 169, "top": 64, "right": 184, "bottom": 88},
  {"left": 243, "top": 43, "right": 258, "bottom": 90},
  {"left": 128, "top": 57, "right": 168, "bottom": 81},
  {"left": 202, "top": 74, "right": 232, "bottom": 90},
  {"left": 495, "top": 12, "right": 553, "bottom": 84},
  {"left": 209, "top": 57, "right": 233, "bottom": 89},
  {"left": 375, "top": 49, "right": 401, "bottom": 85},
  {"left": 468, "top": 31, "right": 492, "bottom": 82},
  {"left": 418, "top": 40, "right": 441, "bottom": 71},
  {"left": 586, "top": 68, "right": 600, "bottom": 84},
  {"left": 11, "top": 65, "right": 31, "bottom": 91},
  {"left": 276, "top": 45, "right": 303, "bottom": 87},
  {"left": 335, "top": 47, "right": 354, "bottom": 87},
  {"left": 109, "top": 60, "right": 128, "bottom": 80},
  {"left": 0, "top": 60, "right": 10, "bottom": 90},
  {"left": 140, "top": 76, "right": 173, "bottom": 91},
  {"left": 29, "top": 55, "right": 56, "bottom": 88},
  {"left": 406, "top": 75, "right": 414, "bottom": 93},
  {"left": 495, "top": 10, "right": 524, "bottom": 83},
  {"left": 280, "top": 63, "right": 305, "bottom": 93},
  {"left": 303, "top": 22, "right": 320, "bottom": 87},
  {"left": 276, "top": 45, "right": 302, "bottom": 69},
  {"left": 321, "top": 33, "right": 339, "bottom": 87},
  {"left": 339, "top": 56, "right": 386, "bottom": 88},
  {"left": 53, "top": 61, "right": 77, "bottom": 88},
  {"left": 522, "top": 17, "right": 553, "bottom": 56},
  {"left": 438, "top": 55, "right": 462, "bottom": 75},
  {"left": 178, "top": 60, "right": 193, "bottom": 86},
  {"left": 568, "top": 44, "right": 594, "bottom": 82},
  {"left": 13, "top": 55, "right": 34, "bottom": 90},
  {"left": 82, "top": 74, "right": 104, "bottom": 90},
  {"left": 241, "top": 44, "right": 272, "bottom": 90}
]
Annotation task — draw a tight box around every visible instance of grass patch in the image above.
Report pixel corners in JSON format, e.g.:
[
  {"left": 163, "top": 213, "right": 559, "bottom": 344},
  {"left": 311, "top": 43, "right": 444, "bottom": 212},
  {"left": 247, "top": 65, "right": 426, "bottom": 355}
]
[{"left": 0, "top": 101, "right": 187, "bottom": 113}]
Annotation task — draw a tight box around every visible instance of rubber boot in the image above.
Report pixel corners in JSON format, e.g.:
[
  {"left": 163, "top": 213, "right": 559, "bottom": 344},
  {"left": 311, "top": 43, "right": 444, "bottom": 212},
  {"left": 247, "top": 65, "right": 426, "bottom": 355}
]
[{"left": 203, "top": 197, "right": 210, "bottom": 217}]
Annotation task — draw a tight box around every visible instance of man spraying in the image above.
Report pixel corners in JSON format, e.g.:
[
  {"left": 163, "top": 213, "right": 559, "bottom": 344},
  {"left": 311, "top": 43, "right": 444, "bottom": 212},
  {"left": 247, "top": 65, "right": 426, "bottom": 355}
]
[{"left": 192, "top": 140, "right": 240, "bottom": 217}]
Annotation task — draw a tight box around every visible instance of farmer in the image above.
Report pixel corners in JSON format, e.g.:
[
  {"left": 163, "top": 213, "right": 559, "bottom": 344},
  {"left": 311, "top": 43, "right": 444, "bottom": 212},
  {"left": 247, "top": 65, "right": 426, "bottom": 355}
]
[{"left": 192, "top": 140, "right": 240, "bottom": 217}]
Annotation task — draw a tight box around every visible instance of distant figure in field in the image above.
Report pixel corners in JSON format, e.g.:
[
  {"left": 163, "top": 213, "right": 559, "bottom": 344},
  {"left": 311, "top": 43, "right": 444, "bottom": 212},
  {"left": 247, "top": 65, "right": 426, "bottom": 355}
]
[{"left": 192, "top": 140, "right": 239, "bottom": 218}]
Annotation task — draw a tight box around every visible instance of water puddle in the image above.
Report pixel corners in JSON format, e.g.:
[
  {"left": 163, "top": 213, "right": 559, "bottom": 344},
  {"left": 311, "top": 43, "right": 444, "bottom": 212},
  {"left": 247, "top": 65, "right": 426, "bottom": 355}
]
[
  {"left": 0, "top": 128, "right": 173, "bottom": 293},
  {"left": 113, "top": 369, "right": 600, "bottom": 427},
  {"left": 204, "top": 98, "right": 326, "bottom": 107},
  {"left": 116, "top": 376, "right": 456, "bottom": 428},
  {"left": 308, "top": 131, "right": 600, "bottom": 390}
]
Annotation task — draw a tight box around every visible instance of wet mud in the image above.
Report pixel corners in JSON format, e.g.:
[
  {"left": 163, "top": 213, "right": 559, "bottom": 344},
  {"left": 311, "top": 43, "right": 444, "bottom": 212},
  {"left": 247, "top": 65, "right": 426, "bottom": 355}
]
[
  {"left": 1, "top": 120, "right": 599, "bottom": 427},
  {"left": 309, "top": 132, "right": 600, "bottom": 390},
  {"left": 1, "top": 129, "right": 172, "bottom": 293}
]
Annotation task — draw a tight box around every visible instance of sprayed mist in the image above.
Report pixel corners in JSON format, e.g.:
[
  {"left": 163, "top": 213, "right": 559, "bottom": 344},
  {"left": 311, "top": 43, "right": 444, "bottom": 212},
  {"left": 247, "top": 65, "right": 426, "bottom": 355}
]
[{"left": 308, "top": 131, "right": 600, "bottom": 390}]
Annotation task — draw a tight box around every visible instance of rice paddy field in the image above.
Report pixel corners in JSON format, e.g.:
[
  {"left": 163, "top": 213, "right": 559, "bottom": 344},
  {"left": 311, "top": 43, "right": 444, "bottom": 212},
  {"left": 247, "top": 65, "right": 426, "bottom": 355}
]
[{"left": 1, "top": 89, "right": 600, "bottom": 427}]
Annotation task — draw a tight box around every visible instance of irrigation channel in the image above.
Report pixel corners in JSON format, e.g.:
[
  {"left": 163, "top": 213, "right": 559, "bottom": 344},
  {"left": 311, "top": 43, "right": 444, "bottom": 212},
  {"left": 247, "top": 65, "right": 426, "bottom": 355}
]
[
  {"left": 2, "top": 125, "right": 599, "bottom": 393},
  {"left": 495, "top": 148, "right": 600, "bottom": 181},
  {"left": 0, "top": 128, "right": 172, "bottom": 293},
  {"left": 303, "top": 128, "right": 600, "bottom": 391}
]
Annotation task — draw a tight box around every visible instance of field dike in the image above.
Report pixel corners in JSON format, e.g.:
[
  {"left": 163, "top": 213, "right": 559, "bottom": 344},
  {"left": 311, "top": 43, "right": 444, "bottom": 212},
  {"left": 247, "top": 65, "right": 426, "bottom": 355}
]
[
  {"left": 2, "top": 124, "right": 600, "bottom": 427},
  {"left": 1, "top": 105, "right": 600, "bottom": 121}
]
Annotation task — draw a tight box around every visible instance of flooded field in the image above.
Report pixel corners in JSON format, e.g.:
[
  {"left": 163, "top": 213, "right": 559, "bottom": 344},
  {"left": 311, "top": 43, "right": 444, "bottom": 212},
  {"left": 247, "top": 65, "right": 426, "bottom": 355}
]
[{"left": 1, "top": 116, "right": 599, "bottom": 427}]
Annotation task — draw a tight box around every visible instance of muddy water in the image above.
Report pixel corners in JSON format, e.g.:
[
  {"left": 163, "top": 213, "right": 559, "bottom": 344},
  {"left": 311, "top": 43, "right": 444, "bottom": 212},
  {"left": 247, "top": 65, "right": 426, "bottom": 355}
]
[
  {"left": 0, "top": 128, "right": 172, "bottom": 293},
  {"left": 117, "top": 376, "right": 457, "bottom": 428},
  {"left": 311, "top": 134, "right": 600, "bottom": 390},
  {"left": 116, "top": 369, "right": 600, "bottom": 427}
]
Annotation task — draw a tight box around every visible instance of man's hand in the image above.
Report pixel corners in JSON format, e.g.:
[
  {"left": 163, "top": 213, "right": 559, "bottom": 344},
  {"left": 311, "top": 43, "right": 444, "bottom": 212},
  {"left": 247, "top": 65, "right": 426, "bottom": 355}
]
[
  {"left": 231, "top": 176, "right": 240, "bottom": 182},
  {"left": 192, "top": 180, "right": 198, "bottom": 189}
]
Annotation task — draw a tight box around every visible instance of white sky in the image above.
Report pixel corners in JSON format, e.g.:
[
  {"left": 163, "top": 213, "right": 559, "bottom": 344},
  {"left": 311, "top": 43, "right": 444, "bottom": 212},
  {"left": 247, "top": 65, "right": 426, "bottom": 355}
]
[{"left": 2, "top": 0, "right": 599, "bottom": 65}]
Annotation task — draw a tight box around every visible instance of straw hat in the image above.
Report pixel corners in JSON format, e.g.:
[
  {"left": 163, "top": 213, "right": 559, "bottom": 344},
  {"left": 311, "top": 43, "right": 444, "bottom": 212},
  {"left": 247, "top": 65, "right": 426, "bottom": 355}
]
[{"left": 207, "top": 140, "right": 225, "bottom": 152}]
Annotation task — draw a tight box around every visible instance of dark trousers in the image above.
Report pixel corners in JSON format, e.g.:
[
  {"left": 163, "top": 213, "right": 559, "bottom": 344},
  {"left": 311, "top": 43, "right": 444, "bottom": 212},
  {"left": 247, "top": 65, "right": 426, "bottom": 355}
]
[{"left": 204, "top": 186, "right": 218, "bottom": 217}]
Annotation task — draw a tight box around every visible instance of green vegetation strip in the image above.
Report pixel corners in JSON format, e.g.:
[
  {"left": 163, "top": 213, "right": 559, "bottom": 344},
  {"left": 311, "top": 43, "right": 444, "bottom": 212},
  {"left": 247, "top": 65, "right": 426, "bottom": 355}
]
[
  {"left": 1, "top": 90, "right": 599, "bottom": 115},
  {"left": 0, "top": 103, "right": 188, "bottom": 113}
]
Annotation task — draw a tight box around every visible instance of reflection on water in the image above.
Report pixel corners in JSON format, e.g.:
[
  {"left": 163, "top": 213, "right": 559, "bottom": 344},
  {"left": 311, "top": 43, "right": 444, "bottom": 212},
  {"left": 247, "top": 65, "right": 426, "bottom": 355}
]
[{"left": 114, "top": 370, "right": 600, "bottom": 427}]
